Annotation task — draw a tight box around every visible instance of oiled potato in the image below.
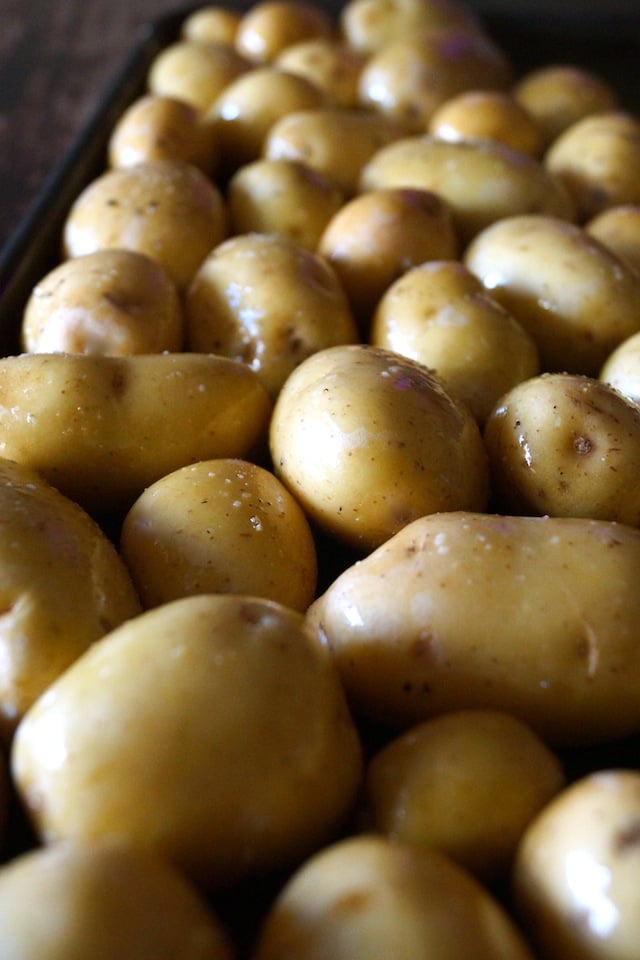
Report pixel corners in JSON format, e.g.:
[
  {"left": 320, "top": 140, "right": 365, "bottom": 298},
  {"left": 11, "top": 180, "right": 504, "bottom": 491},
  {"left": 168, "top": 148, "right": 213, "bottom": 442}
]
[
  {"left": 363, "top": 709, "right": 565, "bottom": 882},
  {"left": 305, "top": 511, "right": 640, "bottom": 745},
  {"left": 0, "top": 457, "right": 141, "bottom": 738},
  {"left": 600, "top": 330, "right": 640, "bottom": 406},
  {"left": 586, "top": 204, "right": 640, "bottom": 275},
  {"left": 22, "top": 249, "right": 183, "bottom": 356},
  {"left": 181, "top": 5, "right": 241, "bottom": 45},
  {"left": 253, "top": 834, "right": 535, "bottom": 960},
  {"left": 370, "top": 259, "right": 539, "bottom": 423},
  {"left": 340, "top": 0, "right": 483, "bottom": 55},
  {"left": 464, "top": 214, "right": 640, "bottom": 374},
  {"left": 0, "top": 352, "right": 272, "bottom": 516},
  {"left": 0, "top": 841, "right": 233, "bottom": 960},
  {"left": 11, "top": 594, "right": 363, "bottom": 889},
  {"left": 275, "top": 37, "right": 365, "bottom": 107},
  {"left": 513, "top": 770, "right": 640, "bottom": 960},
  {"left": 185, "top": 232, "right": 357, "bottom": 397},
  {"left": 484, "top": 372, "right": 640, "bottom": 525},
  {"left": 108, "top": 94, "right": 218, "bottom": 175},
  {"left": 317, "top": 187, "right": 459, "bottom": 332},
  {"left": 227, "top": 157, "right": 344, "bottom": 249},
  {"left": 234, "top": 0, "right": 333, "bottom": 63},
  {"left": 62, "top": 159, "right": 228, "bottom": 290},
  {"left": 269, "top": 345, "right": 489, "bottom": 553},
  {"left": 121, "top": 458, "right": 318, "bottom": 612},
  {"left": 428, "top": 89, "right": 544, "bottom": 156},
  {"left": 359, "top": 135, "right": 574, "bottom": 243},
  {"left": 147, "top": 40, "right": 250, "bottom": 113}
]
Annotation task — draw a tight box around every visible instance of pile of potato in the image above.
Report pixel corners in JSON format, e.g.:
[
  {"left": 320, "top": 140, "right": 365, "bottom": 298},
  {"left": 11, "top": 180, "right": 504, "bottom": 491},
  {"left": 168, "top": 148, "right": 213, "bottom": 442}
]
[{"left": 2, "top": 0, "right": 640, "bottom": 955}]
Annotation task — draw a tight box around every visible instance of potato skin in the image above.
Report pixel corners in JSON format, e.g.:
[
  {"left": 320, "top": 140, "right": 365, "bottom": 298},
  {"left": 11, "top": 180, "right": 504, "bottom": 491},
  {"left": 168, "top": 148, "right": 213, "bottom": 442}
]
[
  {"left": 0, "top": 353, "right": 272, "bottom": 516},
  {"left": 306, "top": 511, "right": 640, "bottom": 745}
]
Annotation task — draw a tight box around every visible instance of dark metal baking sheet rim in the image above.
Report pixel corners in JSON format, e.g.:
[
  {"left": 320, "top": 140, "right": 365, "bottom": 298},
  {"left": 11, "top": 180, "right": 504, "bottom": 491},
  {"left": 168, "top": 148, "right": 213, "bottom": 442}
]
[{"left": 1, "top": 2, "right": 640, "bottom": 356}]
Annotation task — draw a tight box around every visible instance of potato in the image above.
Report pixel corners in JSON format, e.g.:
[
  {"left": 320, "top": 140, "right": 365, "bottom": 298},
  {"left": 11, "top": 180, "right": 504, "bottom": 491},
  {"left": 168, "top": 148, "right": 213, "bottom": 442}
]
[
  {"left": 234, "top": 0, "right": 333, "bottom": 64},
  {"left": 184, "top": 232, "right": 357, "bottom": 398},
  {"left": 513, "top": 770, "right": 640, "bottom": 960},
  {"left": 305, "top": 510, "right": 640, "bottom": 745},
  {"left": 586, "top": 204, "right": 640, "bottom": 275},
  {"left": 181, "top": 5, "right": 241, "bottom": 45},
  {"left": 263, "top": 107, "right": 409, "bottom": 197},
  {"left": 484, "top": 372, "right": 640, "bottom": 525},
  {"left": 270, "top": 345, "right": 489, "bottom": 553},
  {"left": 359, "top": 135, "right": 575, "bottom": 243},
  {"left": 227, "top": 157, "right": 344, "bottom": 250},
  {"left": 464, "top": 214, "right": 640, "bottom": 375},
  {"left": 107, "top": 94, "right": 218, "bottom": 175},
  {"left": 362, "top": 709, "right": 565, "bottom": 882},
  {"left": 0, "top": 841, "right": 233, "bottom": 960},
  {"left": 252, "top": 833, "right": 535, "bottom": 960},
  {"left": 370, "top": 259, "right": 540, "bottom": 423},
  {"left": 545, "top": 111, "right": 640, "bottom": 221},
  {"left": 428, "top": 89, "right": 544, "bottom": 157},
  {"left": 0, "top": 352, "right": 272, "bottom": 516},
  {"left": 600, "top": 331, "right": 640, "bottom": 406},
  {"left": 21, "top": 249, "right": 183, "bottom": 356},
  {"left": 275, "top": 37, "right": 365, "bottom": 107},
  {"left": 11, "top": 594, "right": 363, "bottom": 889},
  {"left": 0, "top": 457, "right": 141, "bottom": 738},
  {"left": 120, "top": 458, "right": 318, "bottom": 612},
  {"left": 62, "top": 159, "right": 228, "bottom": 290},
  {"left": 340, "top": 0, "right": 484, "bottom": 55},
  {"left": 317, "top": 187, "right": 459, "bottom": 333},
  {"left": 147, "top": 40, "right": 250, "bottom": 113}
]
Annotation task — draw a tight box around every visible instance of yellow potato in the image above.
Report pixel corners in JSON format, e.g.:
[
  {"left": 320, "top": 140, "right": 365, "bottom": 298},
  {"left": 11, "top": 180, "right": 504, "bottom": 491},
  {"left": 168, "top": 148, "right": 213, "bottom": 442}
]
[
  {"left": 363, "top": 709, "right": 565, "bottom": 882},
  {"left": 185, "top": 232, "right": 357, "bottom": 398},
  {"left": 464, "top": 214, "right": 640, "bottom": 375},
  {"left": 428, "top": 89, "right": 544, "bottom": 156},
  {"left": 11, "top": 594, "right": 363, "bottom": 890},
  {"left": 370, "top": 259, "right": 540, "bottom": 423},
  {"left": 22, "top": 249, "right": 184, "bottom": 356},
  {"left": 147, "top": 39, "right": 250, "bottom": 113},
  {"left": 0, "top": 352, "right": 272, "bottom": 516},
  {"left": 181, "top": 5, "right": 241, "bottom": 45},
  {"left": 62, "top": 159, "right": 228, "bottom": 290},
  {"left": 275, "top": 37, "right": 365, "bottom": 107},
  {"left": 269, "top": 344, "right": 489, "bottom": 553},
  {"left": 359, "top": 135, "right": 574, "bottom": 243},
  {"left": 340, "top": 0, "right": 483, "bottom": 55},
  {"left": 484, "top": 372, "right": 640, "bottom": 525},
  {"left": 305, "top": 510, "right": 640, "bottom": 745},
  {"left": 234, "top": 0, "right": 333, "bottom": 63},
  {"left": 253, "top": 834, "right": 535, "bottom": 960},
  {"left": 0, "top": 841, "right": 233, "bottom": 960},
  {"left": 120, "top": 458, "right": 318, "bottom": 612},
  {"left": 600, "top": 330, "right": 640, "bottom": 406},
  {"left": 513, "top": 770, "right": 640, "bottom": 960},
  {"left": 0, "top": 457, "right": 141, "bottom": 738},
  {"left": 585, "top": 203, "right": 640, "bottom": 275}
]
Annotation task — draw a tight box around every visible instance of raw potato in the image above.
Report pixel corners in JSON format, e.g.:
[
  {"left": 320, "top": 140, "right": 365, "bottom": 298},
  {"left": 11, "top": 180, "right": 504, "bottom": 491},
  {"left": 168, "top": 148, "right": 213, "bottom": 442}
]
[
  {"left": 0, "top": 352, "right": 272, "bottom": 516},
  {"left": 234, "top": 0, "right": 333, "bottom": 63},
  {"left": 62, "top": 159, "right": 228, "bottom": 290},
  {"left": 181, "top": 5, "right": 241, "bottom": 45},
  {"left": 340, "top": 0, "right": 484, "bottom": 55},
  {"left": 185, "top": 232, "right": 358, "bottom": 398},
  {"left": 305, "top": 511, "right": 640, "bottom": 745},
  {"left": 147, "top": 40, "right": 250, "bottom": 113},
  {"left": 252, "top": 833, "right": 535, "bottom": 960},
  {"left": 513, "top": 770, "right": 640, "bottom": 960},
  {"left": 11, "top": 594, "right": 364, "bottom": 890},
  {"left": 428, "top": 89, "right": 544, "bottom": 157},
  {"left": 600, "top": 330, "right": 640, "bottom": 406},
  {"left": 586, "top": 204, "right": 640, "bottom": 275},
  {"left": 359, "top": 135, "right": 575, "bottom": 243},
  {"left": 0, "top": 840, "right": 233, "bottom": 960},
  {"left": 370, "top": 259, "right": 540, "bottom": 423},
  {"left": 484, "top": 372, "right": 640, "bottom": 525},
  {"left": 275, "top": 37, "right": 365, "bottom": 107},
  {"left": 464, "top": 214, "right": 640, "bottom": 375},
  {"left": 363, "top": 709, "right": 565, "bottom": 882},
  {"left": 22, "top": 249, "right": 183, "bottom": 356},
  {"left": 0, "top": 457, "right": 141, "bottom": 739},
  {"left": 269, "top": 345, "right": 489, "bottom": 552},
  {"left": 120, "top": 458, "right": 318, "bottom": 612}
]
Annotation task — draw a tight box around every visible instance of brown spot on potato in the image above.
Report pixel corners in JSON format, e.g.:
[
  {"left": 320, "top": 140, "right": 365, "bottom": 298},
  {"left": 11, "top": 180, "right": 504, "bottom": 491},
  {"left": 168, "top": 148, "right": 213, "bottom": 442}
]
[
  {"left": 574, "top": 435, "right": 594, "bottom": 456},
  {"left": 335, "top": 890, "right": 374, "bottom": 914},
  {"left": 614, "top": 819, "right": 640, "bottom": 852}
]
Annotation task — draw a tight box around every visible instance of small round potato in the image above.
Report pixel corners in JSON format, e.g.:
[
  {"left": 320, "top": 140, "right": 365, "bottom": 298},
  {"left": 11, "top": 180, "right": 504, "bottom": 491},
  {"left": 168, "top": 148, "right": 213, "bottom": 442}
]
[
  {"left": 428, "top": 89, "right": 544, "bottom": 156},
  {"left": 227, "top": 157, "right": 344, "bottom": 249},
  {"left": 185, "top": 232, "right": 358, "bottom": 397},
  {"left": 181, "top": 5, "right": 241, "bottom": 45},
  {"left": 22, "top": 249, "right": 183, "bottom": 356},
  {"left": 360, "top": 135, "right": 575, "bottom": 243},
  {"left": 545, "top": 111, "right": 640, "bottom": 221},
  {"left": 585, "top": 204, "right": 640, "bottom": 275},
  {"left": 513, "top": 770, "right": 640, "bottom": 960},
  {"left": 269, "top": 344, "right": 489, "bottom": 552},
  {"left": 275, "top": 37, "right": 365, "bottom": 107},
  {"left": 120, "top": 458, "right": 318, "bottom": 612},
  {"left": 11, "top": 594, "right": 363, "bottom": 890},
  {"left": 147, "top": 40, "right": 250, "bottom": 113},
  {"left": 234, "top": 0, "right": 333, "bottom": 63},
  {"left": 317, "top": 188, "right": 459, "bottom": 332},
  {"left": 370, "top": 259, "right": 540, "bottom": 424},
  {"left": 484, "top": 372, "right": 640, "bottom": 526},
  {"left": 340, "top": 0, "right": 484, "bottom": 55},
  {"left": 108, "top": 94, "right": 218, "bottom": 175},
  {"left": 62, "top": 159, "right": 228, "bottom": 290},
  {"left": 363, "top": 709, "right": 565, "bottom": 882},
  {"left": 464, "top": 214, "right": 640, "bottom": 375},
  {"left": 253, "top": 834, "right": 535, "bottom": 960},
  {"left": 600, "top": 330, "right": 640, "bottom": 406}
]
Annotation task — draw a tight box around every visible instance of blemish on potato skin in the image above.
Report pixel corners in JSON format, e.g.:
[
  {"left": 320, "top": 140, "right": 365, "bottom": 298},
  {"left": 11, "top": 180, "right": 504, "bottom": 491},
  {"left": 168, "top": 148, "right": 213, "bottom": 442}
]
[{"left": 614, "top": 819, "right": 640, "bottom": 852}]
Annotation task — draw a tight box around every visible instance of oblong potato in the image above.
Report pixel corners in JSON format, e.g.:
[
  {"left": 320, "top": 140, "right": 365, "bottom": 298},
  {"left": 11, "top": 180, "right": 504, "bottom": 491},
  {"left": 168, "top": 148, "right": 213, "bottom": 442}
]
[
  {"left": 306, "top": 511, "right": 640, "bottom": 745},
  {"left": 0, "top": 353, "right": 272, "bottom": 516},
  {"left": 234, "top": 0, "right": 333, "bottom": 64},
  {"left": 147, "top": 40, "right": 250, "bottom": 113},
  {"left": 340, "top": 0, "right": 484, "bottom": 56}
]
